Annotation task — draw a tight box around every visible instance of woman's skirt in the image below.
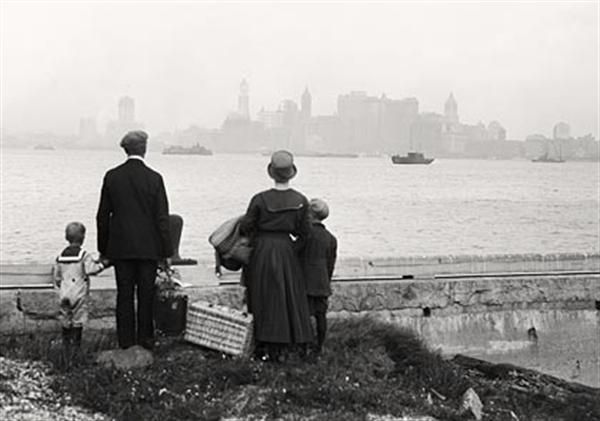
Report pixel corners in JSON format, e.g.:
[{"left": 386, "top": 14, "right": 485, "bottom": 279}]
[{"left": 244, "top": 233, "right": 313, "bottom": 344}]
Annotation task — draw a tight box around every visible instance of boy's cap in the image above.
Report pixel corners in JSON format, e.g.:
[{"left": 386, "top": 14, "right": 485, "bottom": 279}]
[
  {"left": 120, "top": 130, "right": 148, "bottom": 149},
  {"left": 309, "top": 198, "right": 329, "bottom": 220}
]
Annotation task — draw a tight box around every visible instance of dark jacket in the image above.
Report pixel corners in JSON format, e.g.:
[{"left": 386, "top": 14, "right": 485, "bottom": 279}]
[
  {"left": 301, "top": 222, "right": 337, "bottom": 297},
  {"left": 96, "top": 158, "right": 173, "bottom": 260}
]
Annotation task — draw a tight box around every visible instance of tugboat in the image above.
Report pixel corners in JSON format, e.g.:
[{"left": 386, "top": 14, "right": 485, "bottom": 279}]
[
  {"left": 391, "top": 152, "right": 434, "bottom": 165},
  {"left": 162, "top": 143, "right": 212, "bottom": 155}
]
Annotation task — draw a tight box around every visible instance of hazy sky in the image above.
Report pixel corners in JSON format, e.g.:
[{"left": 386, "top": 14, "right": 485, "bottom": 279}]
[{"left": 1, "top": 1, "right": 598, "bottom": 139}]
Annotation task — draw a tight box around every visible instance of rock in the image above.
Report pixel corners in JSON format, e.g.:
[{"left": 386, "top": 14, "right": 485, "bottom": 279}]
[
  {"left": 96, "top": 345, "right": 154, "bottom": 370},
  {"left": 221, "top": 385, "right": 268, "bottom": 417},
  {"left": 461, "top": 387, "right": 483, "bottom": 420}
]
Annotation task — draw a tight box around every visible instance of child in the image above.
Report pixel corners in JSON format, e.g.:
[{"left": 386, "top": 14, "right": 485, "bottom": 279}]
[
  {"left": 302, "top": 198, "right": 337, "bottom": 354},
  {"left": 53, "top": 222, "right": 107, "bottom": 348}
]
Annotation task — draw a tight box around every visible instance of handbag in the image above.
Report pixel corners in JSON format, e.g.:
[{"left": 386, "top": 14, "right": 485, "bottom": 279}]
[
  {"left": 208, "top": 215, "right": 252, "bottom": 275},
  {"left": 154, "top": 267, "right": 188, "bottom": 336}
]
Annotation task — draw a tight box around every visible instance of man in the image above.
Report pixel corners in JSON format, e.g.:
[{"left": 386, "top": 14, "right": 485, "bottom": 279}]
[{"left": 97, "top": 130, "right": 172, "bottom": 350}]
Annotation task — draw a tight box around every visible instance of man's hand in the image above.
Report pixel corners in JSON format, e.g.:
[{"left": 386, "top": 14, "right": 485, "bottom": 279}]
[
  {"left": 99, "top": 255, "right": 112, "bottom": 268},
  {"left": 159, "top": 257, "right": 172, "bottom": 270}
]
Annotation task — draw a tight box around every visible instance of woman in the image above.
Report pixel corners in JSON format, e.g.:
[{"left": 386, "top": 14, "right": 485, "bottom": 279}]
[{"left": 240, "top": 150, "right": 313, "bottom": 359}]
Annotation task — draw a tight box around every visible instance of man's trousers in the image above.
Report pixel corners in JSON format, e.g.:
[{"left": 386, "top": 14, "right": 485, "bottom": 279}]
[{"left": 114, "top": 259, "right": 158, "bottom": 349}]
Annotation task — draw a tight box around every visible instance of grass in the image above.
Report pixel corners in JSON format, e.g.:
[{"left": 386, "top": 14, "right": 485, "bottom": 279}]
[{"left": 1, "top": 317, "right": 598, "bottom": 421}]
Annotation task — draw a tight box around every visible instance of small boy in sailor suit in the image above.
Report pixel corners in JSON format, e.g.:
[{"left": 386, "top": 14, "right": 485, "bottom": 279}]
[{"left": 53, "top": 222, "right": 107, "bottom": 348}]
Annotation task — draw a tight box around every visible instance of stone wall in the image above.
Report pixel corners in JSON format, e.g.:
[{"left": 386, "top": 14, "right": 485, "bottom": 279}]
[{"left": 1, "top": 253, "right": 599, "bottom": 340}]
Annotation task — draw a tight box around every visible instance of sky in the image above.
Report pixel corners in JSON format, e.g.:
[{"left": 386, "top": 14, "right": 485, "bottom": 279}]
[{"left": 1, "top": 1, "right": 598, "bottom": 140}]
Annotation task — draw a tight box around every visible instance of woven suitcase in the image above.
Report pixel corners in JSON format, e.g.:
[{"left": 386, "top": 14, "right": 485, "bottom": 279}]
[{"left": 184, "top": 301, "right": 254, "bottom": 357}]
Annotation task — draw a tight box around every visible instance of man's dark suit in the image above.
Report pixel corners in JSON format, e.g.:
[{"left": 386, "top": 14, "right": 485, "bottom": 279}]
[{"left": 97, "top": 157, "right": 173, "bottom": 349}]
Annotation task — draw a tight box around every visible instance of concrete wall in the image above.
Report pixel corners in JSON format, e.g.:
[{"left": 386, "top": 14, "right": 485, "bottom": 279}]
[{"left": 1, "top": 253, "right": 599, "bottom": 337}]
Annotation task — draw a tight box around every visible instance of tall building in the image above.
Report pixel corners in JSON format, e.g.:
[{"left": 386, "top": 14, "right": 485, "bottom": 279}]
[
  {"left": 410, "top": 112, "right": 444, "bottom": 154},
  {"left": 488, "top": 121, "right": 507, "bottom": 141},
  {"left": 280, "top": 99, "right": 303, "bottom": 151},
  {"left": 301, "top": 87, "right": 312, "bottom": 120},
  {"left": 238, "top": 79, "right": 250, "bottom": 120},
  {"left": 380, "top": 96, "right": 419, "bottom": 153},
  {"left": 337, "top": 91, "right": 380, "bottom": 152},
  {"left": 337, "top": 91, "right": 417, "bottom": 153},
  {"left": 257, "top": 107, "right": 283, "bottom": 129},
  {"left": 553, "top": 122, "right": 571, "bottom": 140},
  {"left": 444, "top": 92, "right": 459, "bottom": 124},
  {"left": 280, "top": 100, "right": 299, "bottom": 129},
  {"left": 105, "top": 96, "right": 143, "bottom": 147},
  {"left": 438, "top": 93, "right": 507, "bottom": 154},
  {"left": 118, "top": 96, "right": 135, "bottom": 124}
]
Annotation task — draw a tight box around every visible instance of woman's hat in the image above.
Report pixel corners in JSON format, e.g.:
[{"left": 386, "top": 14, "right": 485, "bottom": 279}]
[{"left": 267, "top": 150, "right": 297, "bottom": 182}]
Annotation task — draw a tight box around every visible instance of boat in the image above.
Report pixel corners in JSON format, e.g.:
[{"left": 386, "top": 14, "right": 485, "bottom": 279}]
[
  {"left": 33, "top": 144, "right": 54, "bottom": 150},
  {"left": 532, "top": 142, "right": 565, "bottom": 163},
  {"left": 162, "top": 143, "right": 212, "bottom": 155},
  {"left": 391, "top": 152, "right": 434, "bottom": 165}
]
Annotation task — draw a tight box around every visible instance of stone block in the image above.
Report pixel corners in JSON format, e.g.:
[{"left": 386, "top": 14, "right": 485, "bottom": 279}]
[
  {"left": 330, "top": 280, "right": 450, "bottom": 312},
  {"left": 97, "top": 345, "right": 154, "bottom": 370}
]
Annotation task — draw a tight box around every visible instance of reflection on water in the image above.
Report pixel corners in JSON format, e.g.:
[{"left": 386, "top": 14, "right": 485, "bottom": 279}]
[{"left": 417, "top": 309, "right": 599, "bottom": 387}]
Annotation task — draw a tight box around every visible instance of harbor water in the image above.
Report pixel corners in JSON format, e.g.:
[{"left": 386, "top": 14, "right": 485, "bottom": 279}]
[{"left": 1, "top": 149, "right": 598, "bottom": 263}]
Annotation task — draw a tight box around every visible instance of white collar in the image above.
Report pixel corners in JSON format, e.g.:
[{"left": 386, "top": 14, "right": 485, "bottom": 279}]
[{"left": 127, "top": 155, "right": 145, "bottom": 163}]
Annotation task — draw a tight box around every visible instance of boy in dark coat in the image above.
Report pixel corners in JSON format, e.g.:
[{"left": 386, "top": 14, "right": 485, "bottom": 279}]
[{"left": 302, "top": 198, "right": 337, "bottom": 353}]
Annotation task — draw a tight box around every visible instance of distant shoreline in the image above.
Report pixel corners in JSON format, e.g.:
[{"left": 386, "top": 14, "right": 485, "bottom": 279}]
[{"left": 2, "top": 145, "right": 599, "bottom": 162}]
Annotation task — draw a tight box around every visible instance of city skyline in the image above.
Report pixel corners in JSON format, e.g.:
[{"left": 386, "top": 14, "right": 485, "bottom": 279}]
[
  {"left": 2, "top": 84, "right": 596, "bottom": 143},
  {"left": 1, "top": 2, "right": 598, "bottom": 140},
  {"left": 5, "top": 85, "right": 597, "bottom": 163}
]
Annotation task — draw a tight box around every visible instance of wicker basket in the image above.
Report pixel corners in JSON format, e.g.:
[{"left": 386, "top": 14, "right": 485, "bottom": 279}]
[{"left": 184, "top": 301, "right": 254, "bottom": 357}]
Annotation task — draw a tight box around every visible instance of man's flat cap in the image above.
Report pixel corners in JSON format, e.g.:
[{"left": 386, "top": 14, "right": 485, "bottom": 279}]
[{"left": 120, "top": 130, "right": 148, "bottom": 149}]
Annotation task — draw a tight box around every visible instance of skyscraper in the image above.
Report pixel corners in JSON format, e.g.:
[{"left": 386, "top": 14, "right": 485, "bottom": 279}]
[
  {"left": 444, "top": 92, "right": 459, "bottom": 124},
  {"left": 301, "top": 87, "right": 312, "bottom": 121},
  {"left": 105, "top": 96, "right": 143, "bottom": 148},
  {"left": 118, "top": 96, "right": 135, "bottom": 124},
  {"left": 238, "top": 79, "right": 250, "bottom": 120},
  {"left": 553, "top": 122, "right": 571, "bottom": 140}
]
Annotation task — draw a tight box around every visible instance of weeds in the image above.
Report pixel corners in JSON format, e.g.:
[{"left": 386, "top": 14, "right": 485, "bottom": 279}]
[{"left": 1, "top": 318, "right": 597, "bottom": 420}]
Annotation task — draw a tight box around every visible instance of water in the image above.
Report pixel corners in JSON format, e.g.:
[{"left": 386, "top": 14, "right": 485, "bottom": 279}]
[
  {"left": 424, "top": 309, "right": 599, "bottom": 387},
  {"left": 1, "top": 149, "right": 599, "bottom": 263},
  {"left": 379, "top": 308, "right": 599, "bottom": 387}
]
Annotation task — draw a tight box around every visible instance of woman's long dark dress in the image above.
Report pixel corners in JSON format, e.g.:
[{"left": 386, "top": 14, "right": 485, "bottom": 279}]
[{"left": 241, "top": 188, "right": 313, "bottom": 344}]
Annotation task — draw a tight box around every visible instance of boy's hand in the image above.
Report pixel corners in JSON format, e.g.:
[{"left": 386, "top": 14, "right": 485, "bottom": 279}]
[
  {"left": 100, "top": 256, "right": 112, "bottom": 268},
  {"left": 159, "top": 258, "right": 172, "bottom": 271}
]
